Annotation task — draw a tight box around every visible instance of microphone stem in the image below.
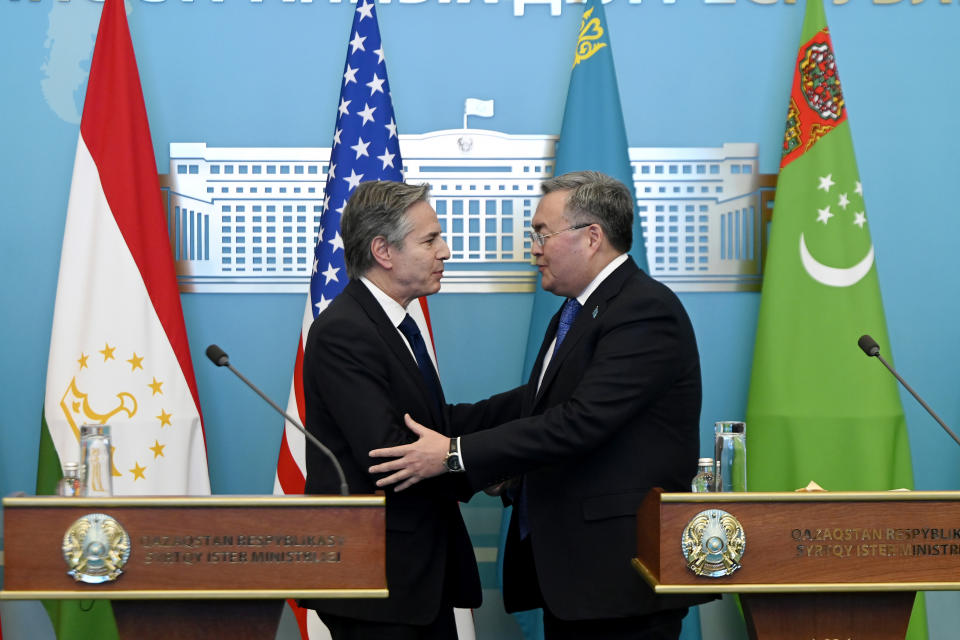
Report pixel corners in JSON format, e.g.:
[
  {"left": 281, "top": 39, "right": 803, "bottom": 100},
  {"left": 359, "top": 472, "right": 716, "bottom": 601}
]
[
  {"left": 875, "top": 354, "right": 960, "bottom": 448},
  {"left": 226, "top": 363, "right": 350, "bottom": 496}
]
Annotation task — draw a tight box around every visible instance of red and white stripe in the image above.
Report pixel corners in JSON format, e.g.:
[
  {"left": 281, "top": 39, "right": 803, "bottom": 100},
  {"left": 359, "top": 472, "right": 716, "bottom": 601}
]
[{"left": 43, "top": 0, "right": 209, "bottom": 497}]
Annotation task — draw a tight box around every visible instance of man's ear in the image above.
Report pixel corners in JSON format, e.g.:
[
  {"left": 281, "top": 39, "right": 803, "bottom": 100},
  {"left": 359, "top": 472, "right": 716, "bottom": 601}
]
[
  {"left": 587, "top": 223, "right": 604, "bottom": 250},
  {"left": 371, "top": 236, "right": 392, "bottom": 270}
]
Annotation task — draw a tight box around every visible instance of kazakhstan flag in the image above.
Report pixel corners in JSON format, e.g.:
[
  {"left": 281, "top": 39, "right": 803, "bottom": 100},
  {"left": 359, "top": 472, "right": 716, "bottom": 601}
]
[
  {"left": 522, "top": 0, "right": 647, "bottom": 375},
  {"left": 508, "top": 6, "right": 682, "bottom": 639}
]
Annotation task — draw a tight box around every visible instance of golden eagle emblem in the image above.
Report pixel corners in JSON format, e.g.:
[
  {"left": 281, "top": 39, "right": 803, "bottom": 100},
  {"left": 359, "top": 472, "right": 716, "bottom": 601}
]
[
  {"left": 681, "top": 509, "right": 745, "bottom": 577},
  {"left": 62, "top": 513, "right": 131, "bottom": 584}
]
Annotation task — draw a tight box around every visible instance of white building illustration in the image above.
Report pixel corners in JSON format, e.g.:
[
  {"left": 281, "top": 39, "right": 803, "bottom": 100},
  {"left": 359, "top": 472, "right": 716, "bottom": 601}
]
[
  {"left": 632, "top": 144, "right": 775, "bottom": 292},
  {"left": 158, "top": 131, "right": 774, "bottom": 294}
]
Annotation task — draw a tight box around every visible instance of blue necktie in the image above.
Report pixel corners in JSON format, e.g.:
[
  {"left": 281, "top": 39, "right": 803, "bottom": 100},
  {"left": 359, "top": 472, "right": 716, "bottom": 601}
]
[
  {"left": 397, "top": 314, "right": 444, "bottom": 414},
  {"left": 555, "top": 297, "right": 582, "bottom": 349},
  {"left": 517, "top": 297, "right": 583, "bottom": 539}
]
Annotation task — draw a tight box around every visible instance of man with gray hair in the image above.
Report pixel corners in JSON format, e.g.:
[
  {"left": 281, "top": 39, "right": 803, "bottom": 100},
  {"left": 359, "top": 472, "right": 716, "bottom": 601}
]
[
  {"left": 300, "top": 180, "right": 496, "bottom": 639},
  {"left": 370, "top": 171, "right": 707, "bottom": 639}
]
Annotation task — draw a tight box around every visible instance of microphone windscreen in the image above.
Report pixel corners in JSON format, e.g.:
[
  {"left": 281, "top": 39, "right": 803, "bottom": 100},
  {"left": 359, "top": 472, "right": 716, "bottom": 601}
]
[
  {"left": 858, "top": 334, "right": 880, "bottom": 357},
  {"left": 205, "top": 344, "right": 230, "bottom": 366}
]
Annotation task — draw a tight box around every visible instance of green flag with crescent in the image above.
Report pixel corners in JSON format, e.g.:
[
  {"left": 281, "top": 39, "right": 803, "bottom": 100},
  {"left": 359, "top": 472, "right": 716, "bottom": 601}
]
[{"left": 746, "top": 0, "right": 926, "bottom": 636}]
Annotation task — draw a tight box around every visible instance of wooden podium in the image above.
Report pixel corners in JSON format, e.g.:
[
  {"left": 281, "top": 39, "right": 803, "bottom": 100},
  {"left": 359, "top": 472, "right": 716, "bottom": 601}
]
[
  {"left": 634, "top": 489, "right": 960, "bottom": 640},
  {"left": 0, "top": 495, "right": 386, "bottom": 639}
]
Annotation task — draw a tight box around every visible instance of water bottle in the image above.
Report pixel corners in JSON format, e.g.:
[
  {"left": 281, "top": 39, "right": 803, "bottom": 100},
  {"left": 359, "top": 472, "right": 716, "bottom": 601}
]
[
  {"left": 691, "top": 457, "right": 716, "bottom": 493},
  {"left": 57, "top": 462, "right": 82, "bottom": 497},
  {"left": 80, "top": 424, "right": 114, "bottom": 497},
  {"left": 714, "top": 421, "right": 747, "bottom": 492}
]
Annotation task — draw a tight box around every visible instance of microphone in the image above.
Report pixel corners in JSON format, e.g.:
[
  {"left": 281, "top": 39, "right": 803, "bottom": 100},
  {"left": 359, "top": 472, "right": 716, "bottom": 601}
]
[
  {"left": 857, "top": 334, "right": 880, "bottom": 357},
  {"left": 205, "top": 344, "right": 350, "bottom": 495},
  {"left": 858, "top": 334, "right": 960, "bottom": 448}
]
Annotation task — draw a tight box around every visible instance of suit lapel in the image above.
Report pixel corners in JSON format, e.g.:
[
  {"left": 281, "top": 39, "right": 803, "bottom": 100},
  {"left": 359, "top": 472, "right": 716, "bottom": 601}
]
[
  {"left": 533, "top": 258, "right": 639, "bottom": 408},
  {"left": 523, "top": 309, "right": 561, "bottom": 413},
  {"left": 345, "top": 281, "right": 446, "bottom": 427}
]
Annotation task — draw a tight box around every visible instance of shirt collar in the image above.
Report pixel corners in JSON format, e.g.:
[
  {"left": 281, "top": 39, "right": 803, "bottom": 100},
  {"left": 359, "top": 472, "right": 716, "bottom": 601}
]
[
  {"left": 360, "top": 276, "right": 410, "bottom": 327},
  {"left": 575, "top": 253, "right": 628, "bottom": 306}
]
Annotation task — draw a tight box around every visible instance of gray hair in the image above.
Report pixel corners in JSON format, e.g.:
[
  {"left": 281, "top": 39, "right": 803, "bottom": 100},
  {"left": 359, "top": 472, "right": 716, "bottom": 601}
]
[
  {"left": 541, "top": 171, "right": 634, "bottom": 253},
  {"left": 341, "top": 181, "right": 431, "bottom": 279}
]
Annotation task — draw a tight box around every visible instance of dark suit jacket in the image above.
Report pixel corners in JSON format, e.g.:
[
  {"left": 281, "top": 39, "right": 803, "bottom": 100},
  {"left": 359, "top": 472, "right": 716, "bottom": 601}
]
[
  {"left": 455, "top": 257, "right": 709, "bottom": 620},
  {"left": 299, "top": 279, "right": 486, "bottom": 625}
]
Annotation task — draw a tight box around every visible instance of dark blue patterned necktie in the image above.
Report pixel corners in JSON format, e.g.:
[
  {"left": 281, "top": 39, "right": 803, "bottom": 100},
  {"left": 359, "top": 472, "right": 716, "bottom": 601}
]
[
  {"left": 555, "top": 297, "right": 582, "bottom": 348},
  {"left": 397, "top": 314, "right": 443, "bottom": 414}
]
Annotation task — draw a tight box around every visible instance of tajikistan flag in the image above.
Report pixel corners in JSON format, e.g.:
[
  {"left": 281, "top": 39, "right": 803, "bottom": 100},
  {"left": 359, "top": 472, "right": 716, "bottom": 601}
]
[
  {"left": 38, "top": 0, "right": 210, "bottom": 501},
  {"left": 37, "top": 1, "right": 208, "bottom": 636}
]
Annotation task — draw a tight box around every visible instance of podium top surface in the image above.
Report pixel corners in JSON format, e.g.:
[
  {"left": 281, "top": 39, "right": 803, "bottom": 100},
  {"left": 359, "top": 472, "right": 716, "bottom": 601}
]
[
  {"left": 657, "top": 490, "right": 960, "bottom": 503},
  {"left": 3, "top": 495, "right": 385, "bottom": 508}
]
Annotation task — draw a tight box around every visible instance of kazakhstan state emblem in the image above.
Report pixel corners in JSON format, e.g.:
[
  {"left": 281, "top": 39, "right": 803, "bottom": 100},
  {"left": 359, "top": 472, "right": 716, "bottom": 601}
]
[
  {"left": 62, "top": 513, "right": 131, "bottom": 584},
  {"left": 681, "top": 509, "right": 745, "bottom": 578}
]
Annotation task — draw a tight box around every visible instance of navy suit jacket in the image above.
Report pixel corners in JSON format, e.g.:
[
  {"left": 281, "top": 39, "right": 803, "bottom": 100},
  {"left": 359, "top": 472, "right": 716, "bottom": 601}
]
[
  {"left": 300, "top": 279, "right": 484, "bottom": 624},
  {"left": 456, "top": 257, "right": 709, "bottom": 620}
]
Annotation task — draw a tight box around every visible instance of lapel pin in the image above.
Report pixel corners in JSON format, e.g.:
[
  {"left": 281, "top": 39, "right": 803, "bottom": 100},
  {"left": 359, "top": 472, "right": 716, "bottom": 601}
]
[{"left": 592, "top": 306, "right": 598, "bottom": 318}]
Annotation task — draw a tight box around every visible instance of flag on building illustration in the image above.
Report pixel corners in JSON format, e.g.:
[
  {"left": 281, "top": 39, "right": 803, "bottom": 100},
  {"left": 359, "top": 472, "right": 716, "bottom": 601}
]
[
  {"left": 464, "top": 98, "right": 494, "bottom": 118},
  {"left": 746, "top": 0, "right": 927, "bottom": 637},
  {"left": 273, "top": 3, "right": 471, "bottom": 638},
  {"left": 38, "top": 0, "right": 210, "bottom": 636},
  {"left": 463, "top": 98, "right": 494, "bottom": 127}
]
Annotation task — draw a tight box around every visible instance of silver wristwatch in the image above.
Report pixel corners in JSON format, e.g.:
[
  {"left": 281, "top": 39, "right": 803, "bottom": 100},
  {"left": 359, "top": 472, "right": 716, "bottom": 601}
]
[{"left": 444, "top": 438, "right": 464, "bottom": 473}]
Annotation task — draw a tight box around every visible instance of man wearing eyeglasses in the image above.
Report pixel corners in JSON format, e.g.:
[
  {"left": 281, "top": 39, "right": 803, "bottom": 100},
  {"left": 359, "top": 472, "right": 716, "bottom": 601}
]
[{"left": 370, "top": 170, "right": 706, "bottom": 639}]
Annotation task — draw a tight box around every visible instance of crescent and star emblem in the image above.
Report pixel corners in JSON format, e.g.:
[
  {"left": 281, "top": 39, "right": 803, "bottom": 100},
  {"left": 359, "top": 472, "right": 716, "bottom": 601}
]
[
  {"left": 797, "top": 173, "right": 872, "bottom": 288},
  {"left": 799, "top": 233, "right": 873, "bottom": 288}
]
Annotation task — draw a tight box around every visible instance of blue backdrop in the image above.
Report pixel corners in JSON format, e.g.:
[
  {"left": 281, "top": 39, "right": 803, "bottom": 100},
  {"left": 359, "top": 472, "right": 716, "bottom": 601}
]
[{"left": 3, "top": 1, "right": 960, "bottom": 638}]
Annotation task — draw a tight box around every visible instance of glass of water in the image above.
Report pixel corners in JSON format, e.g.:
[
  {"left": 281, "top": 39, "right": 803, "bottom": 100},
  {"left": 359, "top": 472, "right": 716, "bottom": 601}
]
[{"left": 714, "top": 421, "right": 747, "bottom": 492}]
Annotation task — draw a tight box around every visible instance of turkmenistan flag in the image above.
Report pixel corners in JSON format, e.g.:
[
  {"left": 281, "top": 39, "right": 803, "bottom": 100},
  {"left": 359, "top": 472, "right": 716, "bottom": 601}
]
[
  {"left": 38, "top": 0, "right": 210, "bottom": 636},
  {"left": 746, "top": 0, "right": 925, "bottom": 637},
  {"left": 522, "top": 0, "right": 647, "bottom": 375}
]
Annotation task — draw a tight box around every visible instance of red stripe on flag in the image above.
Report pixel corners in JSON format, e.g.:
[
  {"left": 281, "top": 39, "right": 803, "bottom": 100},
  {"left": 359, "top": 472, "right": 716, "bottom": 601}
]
[
  {"left": 416, "top": 296, "right": 436, "bottom": 353},
  {"left": 276, "top": 335, "right": 307, "bottom": 495},
  {"left": 294, "top": 332, "right": 307, "bottom": 427},
  {"left": 287, "top": 599, "right": 309, "bottom": 638},
  {"left": 276, "top": 433, "right": 305, "bottom": 495},
  {"left": 78, "top": 0, "right": 204, "bottom": 442}
]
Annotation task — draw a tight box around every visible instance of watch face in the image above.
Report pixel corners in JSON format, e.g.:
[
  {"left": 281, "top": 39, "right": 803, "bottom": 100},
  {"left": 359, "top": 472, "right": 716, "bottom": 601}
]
[{"left": 446, "top": 454, "right": 462, "bottom": 472}]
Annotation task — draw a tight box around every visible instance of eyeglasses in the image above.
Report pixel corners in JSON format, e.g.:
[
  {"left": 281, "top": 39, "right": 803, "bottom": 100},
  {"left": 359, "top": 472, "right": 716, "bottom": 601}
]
[{"left": 527, "top": 223, "right": 590, "bottom": 247}]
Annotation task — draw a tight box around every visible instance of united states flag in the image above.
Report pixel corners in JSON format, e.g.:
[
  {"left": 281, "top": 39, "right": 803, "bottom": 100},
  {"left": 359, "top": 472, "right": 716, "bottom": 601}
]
[{"left": 274, "top": 3, "right": 461, "bottom": 638}]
